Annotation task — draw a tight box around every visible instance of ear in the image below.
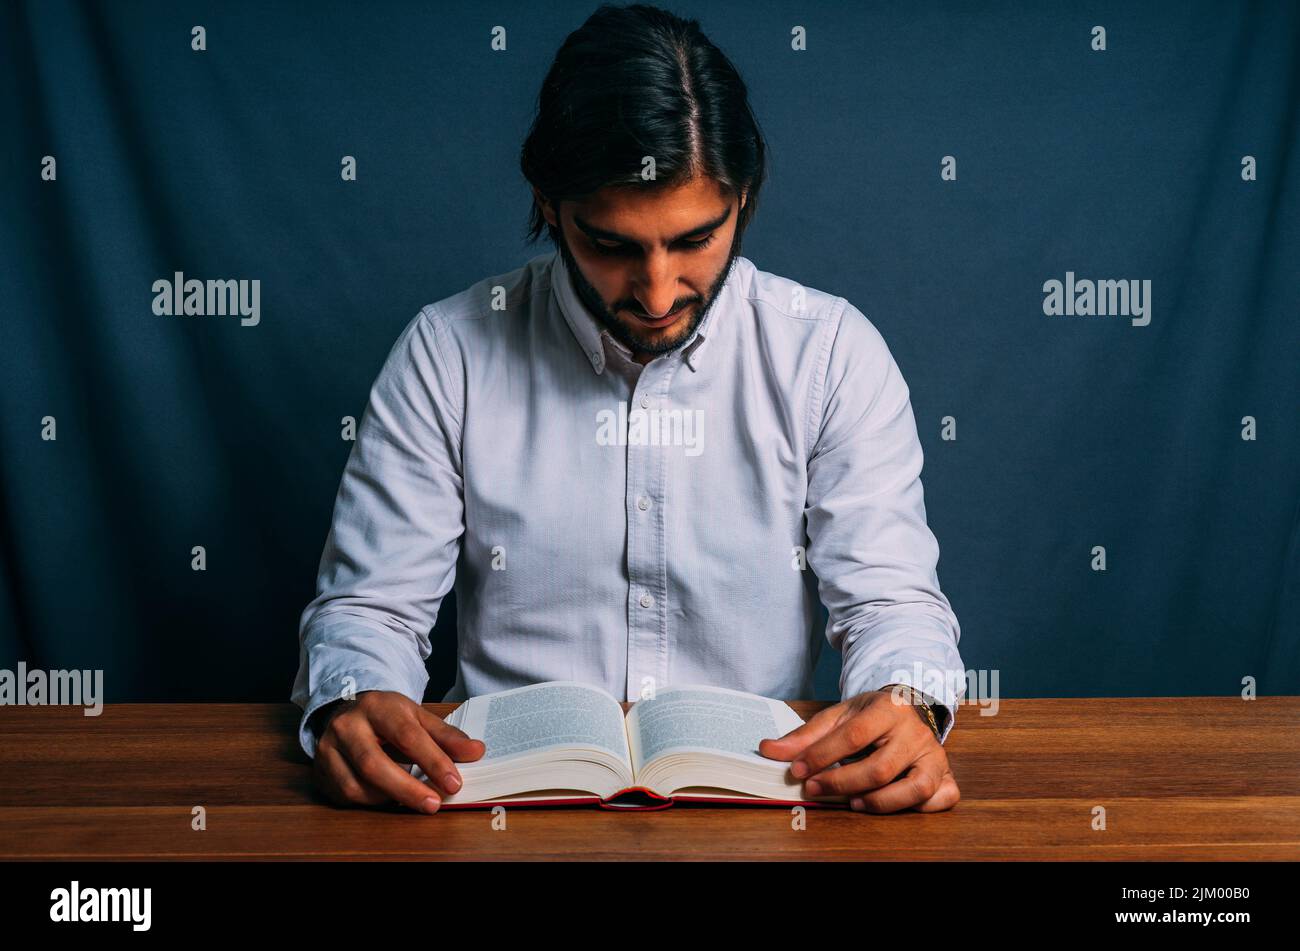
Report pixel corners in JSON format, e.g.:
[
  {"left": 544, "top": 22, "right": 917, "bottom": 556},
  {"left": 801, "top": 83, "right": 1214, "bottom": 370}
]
[{"left": 532, "top": 186, "right": 558, "bottom": 227}]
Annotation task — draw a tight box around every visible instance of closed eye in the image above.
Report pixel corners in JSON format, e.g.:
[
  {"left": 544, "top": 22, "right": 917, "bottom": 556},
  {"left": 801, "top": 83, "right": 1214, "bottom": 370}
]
[{"left": 592, "top": 234, "right": 716, "bottom": 256}]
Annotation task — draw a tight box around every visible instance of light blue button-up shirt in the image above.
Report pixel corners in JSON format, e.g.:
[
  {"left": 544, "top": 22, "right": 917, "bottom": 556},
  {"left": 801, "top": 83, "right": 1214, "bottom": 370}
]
[{"left": 291, "top": 249, "right": 965, "bottom": 758}]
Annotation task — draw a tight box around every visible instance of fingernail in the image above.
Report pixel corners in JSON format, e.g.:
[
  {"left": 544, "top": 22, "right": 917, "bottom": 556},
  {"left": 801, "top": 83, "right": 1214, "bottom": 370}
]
[
  {"left": 791, "top": 760, "right": 807, "bottom": 779},
  {"left": 805, "top": 779, "right": 822, "bottom": 796},
  {"left": 421, "top": 796, "right": 440, "bottom": 814},
  {"left": 850, "top": 797, "right": 864, "bottom": 811},
  {"left": 442, "top": 772, "right": 462, "bottom": 793}
]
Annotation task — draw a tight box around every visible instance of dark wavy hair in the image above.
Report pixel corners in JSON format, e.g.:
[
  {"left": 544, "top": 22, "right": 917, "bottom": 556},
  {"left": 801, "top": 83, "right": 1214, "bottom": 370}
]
[{"left": 520, "top": 3, "right": 768, "bottom": 247}]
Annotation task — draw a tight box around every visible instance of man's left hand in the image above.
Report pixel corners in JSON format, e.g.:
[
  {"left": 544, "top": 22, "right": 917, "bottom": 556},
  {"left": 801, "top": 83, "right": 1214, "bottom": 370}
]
[{"left": 758, "top": 688, "right": 960, "bottom": 813}]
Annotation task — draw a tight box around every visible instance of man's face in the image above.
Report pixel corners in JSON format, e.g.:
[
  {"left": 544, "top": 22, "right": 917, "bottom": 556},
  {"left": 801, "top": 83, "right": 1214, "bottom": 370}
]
[{"left": 538, "top": 177, "right": 747, "bottom": 364}]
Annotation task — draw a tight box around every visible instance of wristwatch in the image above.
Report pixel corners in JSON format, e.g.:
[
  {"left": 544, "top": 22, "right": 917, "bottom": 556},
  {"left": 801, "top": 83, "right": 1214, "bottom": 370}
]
[{"left": 881, "top": 683, "right": 946, "bottom": 741}]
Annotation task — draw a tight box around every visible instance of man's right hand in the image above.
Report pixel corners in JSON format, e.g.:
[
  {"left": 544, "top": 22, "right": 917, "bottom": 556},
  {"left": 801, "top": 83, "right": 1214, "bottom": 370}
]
[{"left": 311, "top": 690, "right": 486, "bottom": 814}]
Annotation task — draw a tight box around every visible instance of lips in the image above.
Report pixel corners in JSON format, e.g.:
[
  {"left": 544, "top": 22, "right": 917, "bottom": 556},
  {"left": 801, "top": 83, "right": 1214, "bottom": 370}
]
[{"left": 632, "top": 304, "right": 688, "bottom": 327}]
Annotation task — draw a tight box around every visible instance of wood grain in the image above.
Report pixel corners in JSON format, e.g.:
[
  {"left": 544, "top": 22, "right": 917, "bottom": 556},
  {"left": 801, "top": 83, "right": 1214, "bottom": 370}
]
[{"left": 0, "top": 697, "right": 1296, "bottom": 860}]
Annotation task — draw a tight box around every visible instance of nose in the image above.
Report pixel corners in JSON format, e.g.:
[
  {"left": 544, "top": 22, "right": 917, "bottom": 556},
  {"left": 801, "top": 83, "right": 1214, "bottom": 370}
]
[{"left": 633, "top": 248, "right": 680, "bottom": 318}]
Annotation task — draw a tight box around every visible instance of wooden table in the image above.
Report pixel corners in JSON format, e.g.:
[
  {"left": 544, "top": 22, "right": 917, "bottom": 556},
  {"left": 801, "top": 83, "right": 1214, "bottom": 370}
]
[{"left": 1, "top": 698, "right": 1296, "bottom": 860}]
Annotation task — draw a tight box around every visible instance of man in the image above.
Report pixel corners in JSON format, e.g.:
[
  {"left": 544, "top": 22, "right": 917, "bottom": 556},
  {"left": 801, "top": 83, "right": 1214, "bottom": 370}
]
[{"left": 292, "top": 3, "right": 965, "bottom": 816}]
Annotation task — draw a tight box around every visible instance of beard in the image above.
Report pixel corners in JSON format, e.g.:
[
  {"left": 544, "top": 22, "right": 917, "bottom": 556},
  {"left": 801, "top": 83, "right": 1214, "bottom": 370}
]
[{"left": 555, "top": 223, "right": 741, "bottom": 359}]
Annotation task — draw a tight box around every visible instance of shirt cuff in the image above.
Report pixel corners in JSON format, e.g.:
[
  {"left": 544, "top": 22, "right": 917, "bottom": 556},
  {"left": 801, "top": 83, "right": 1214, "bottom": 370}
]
[
  {"left": 293, "top": 667, "right": 426, "bottom": 760},
  {"left": 841, "top": 657, "right": 963, "bottom": 746}
]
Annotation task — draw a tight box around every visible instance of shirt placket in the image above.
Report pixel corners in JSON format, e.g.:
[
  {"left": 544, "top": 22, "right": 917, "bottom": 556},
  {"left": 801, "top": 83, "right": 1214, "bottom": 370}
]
[{"left": 623, "top": 354, "right": 681, "bottom": 702}]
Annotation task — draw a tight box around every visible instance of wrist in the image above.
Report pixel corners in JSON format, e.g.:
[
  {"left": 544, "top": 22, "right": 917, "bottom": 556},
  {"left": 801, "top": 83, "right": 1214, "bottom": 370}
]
[
  {"left": 879, "top": 683, "right": 943, "bottom": 741},
  {"left": 309, "top": 697, "right": 349, "bottom": 738}
]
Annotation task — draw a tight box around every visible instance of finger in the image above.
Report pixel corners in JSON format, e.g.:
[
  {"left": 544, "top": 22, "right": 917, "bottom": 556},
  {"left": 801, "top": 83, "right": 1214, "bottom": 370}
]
[
  {"left": 377, "top": 715, "right": 466, "bottom": 798},
  {"left": 791, "top": 705, "right": 894, "bottom": 779},
  {"left": 336, "top": 721, "right": 445, "bottom": 814},
  {"left": 912, "top": 768, "right": 961, "bottom": 813},
  {"left": 314, "top": 744, "right": 390, "bottom": 807},
  {"left": 415, "top": 705, "right": 487, "bottom": 762},
  {"left": 803, "top": 735, "right": 915, "bottom": 798},
  {"left": 852, "top": 752, "right": 947, "bottom": 814},
  {"left": 757, "top": 706, "right": 840, "bottom": 762}
]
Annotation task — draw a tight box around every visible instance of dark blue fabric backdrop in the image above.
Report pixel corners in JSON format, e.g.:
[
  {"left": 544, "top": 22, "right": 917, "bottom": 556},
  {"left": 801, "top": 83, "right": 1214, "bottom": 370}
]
[{"left": 2, "top": 0, "right": 1297, "bottom": 705}]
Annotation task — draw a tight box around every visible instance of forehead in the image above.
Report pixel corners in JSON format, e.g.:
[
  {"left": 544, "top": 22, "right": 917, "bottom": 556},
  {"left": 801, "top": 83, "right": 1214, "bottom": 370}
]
[{"left": 568, "top": 177, "right": 733, "bottom": 237}]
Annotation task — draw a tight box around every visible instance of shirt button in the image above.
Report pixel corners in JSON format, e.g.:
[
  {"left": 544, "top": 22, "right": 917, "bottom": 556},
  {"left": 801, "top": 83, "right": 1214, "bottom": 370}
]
[
  {"left": 639, "top": 593, "right": 654, "bottom": 609},
  {"left": 637, "top": 496, "right": 650, "bottom": 511},
  {"left": 639, "top": 395, "right": 650, "bottom": 408}
]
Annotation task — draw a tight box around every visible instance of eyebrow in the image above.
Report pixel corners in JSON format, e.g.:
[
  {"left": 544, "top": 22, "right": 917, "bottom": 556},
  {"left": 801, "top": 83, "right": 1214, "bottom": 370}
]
[{"left": 572, "top": 204, "right": 733, "bottom": 246}]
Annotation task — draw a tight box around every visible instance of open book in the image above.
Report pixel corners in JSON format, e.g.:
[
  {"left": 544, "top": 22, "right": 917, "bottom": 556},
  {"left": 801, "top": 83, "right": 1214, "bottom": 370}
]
[{"left": 413, "top": 681, "right": 851, "bottom": 810}]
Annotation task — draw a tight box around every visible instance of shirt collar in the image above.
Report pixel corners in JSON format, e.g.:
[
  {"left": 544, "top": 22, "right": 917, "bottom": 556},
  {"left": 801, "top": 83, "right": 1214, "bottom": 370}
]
[{"left": 551, "top": 248, "right": 726, "bottom": 375}]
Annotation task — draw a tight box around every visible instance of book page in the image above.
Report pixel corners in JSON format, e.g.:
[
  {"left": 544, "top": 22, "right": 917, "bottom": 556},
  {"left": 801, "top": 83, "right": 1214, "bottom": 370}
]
[
  {"left": 626, "top": 684, "right": 804, "bottom": 774},
  {"left": 452, "top": 680, "right": 631, "bottom": 765}
]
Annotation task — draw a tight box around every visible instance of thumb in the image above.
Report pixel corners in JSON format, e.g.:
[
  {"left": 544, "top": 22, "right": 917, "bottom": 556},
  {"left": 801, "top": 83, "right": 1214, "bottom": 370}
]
[{"left": 758, "top": 708, "right": 838, "bottom": 761}]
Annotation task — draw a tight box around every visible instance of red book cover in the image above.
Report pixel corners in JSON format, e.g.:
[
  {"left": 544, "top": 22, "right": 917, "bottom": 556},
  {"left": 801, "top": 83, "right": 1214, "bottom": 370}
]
[{"left": 438, "top": 785, "right": 851, "bottom": 811}]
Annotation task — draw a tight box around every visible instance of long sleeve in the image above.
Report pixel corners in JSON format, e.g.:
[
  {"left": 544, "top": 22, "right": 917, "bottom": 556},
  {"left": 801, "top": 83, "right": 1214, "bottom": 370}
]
[
  {"left": 290, "top": 305, "right": 465, "bottom": 759},
  {"left": 804, "top": 301, "right": 965, "bottom": 744}
]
